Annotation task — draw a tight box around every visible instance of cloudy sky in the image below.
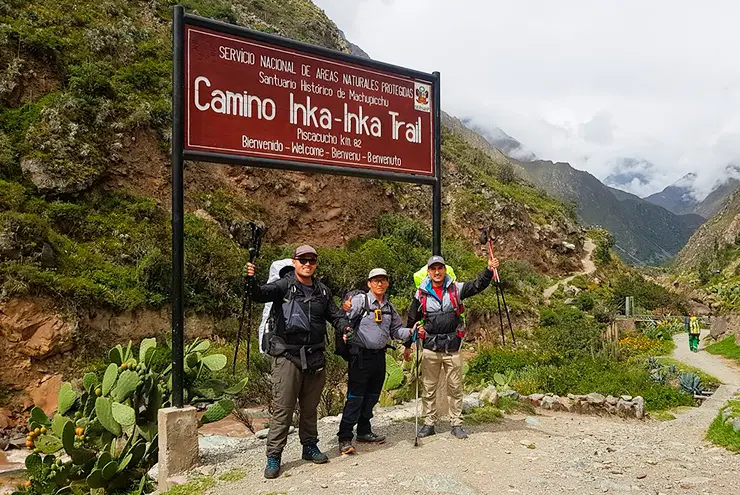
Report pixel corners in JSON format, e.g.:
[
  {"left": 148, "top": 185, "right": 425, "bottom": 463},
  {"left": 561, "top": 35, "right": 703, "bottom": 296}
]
[{"left": 312, "top": 0, "right": 740, "bottom": 199}]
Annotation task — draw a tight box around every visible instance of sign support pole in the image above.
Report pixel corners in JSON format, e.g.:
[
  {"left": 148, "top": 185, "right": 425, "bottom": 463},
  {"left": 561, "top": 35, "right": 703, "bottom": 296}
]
[
  {"left": 171, "top": 5, "right": 185, "bottom": 408},
  {"left": 432, "top": 71, "right": 442, "bottom": 256}
]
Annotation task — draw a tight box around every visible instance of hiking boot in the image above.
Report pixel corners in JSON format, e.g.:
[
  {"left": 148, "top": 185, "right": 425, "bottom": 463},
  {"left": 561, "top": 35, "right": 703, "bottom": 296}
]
[
  {"left": 417, "top": 425, "right": 435, "bottom": 438},
  {"left": 302, "top": 443, "right": 329, "bottom": 464},
  {"left": 451, "top": 426, "right": 469, "bottom": 439},
  {"left": 356, "top": 432, "right": 386, "bottom": 444},
  {"left": 339, "top": 439, "right": 356, "bottom": 455},
  {"left": 264, "top": 455, "right": 281, "bottom": 479}
]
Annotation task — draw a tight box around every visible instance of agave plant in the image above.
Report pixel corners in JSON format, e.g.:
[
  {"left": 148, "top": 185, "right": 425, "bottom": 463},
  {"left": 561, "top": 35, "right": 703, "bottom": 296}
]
[{"left": 679, "top": 372, "right": 704, "bottom": 396}]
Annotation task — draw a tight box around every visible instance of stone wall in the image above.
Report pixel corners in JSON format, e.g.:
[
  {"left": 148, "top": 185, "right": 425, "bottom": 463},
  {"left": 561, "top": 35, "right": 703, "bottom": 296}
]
[{"left": 519, "top": 392, "right": 645, "bottom": 419}]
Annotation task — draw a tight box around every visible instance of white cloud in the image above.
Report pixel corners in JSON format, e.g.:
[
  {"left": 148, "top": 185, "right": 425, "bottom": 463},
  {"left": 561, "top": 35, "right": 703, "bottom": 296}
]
[{"left": 312, "top": 0, "right": 740, "bottom": 199}]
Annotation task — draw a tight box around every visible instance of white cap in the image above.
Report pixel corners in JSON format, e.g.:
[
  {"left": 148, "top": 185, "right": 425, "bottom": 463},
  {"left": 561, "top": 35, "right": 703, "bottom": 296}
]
[{"left": 368, "top": 268, "right": 388, "bottom": 280}]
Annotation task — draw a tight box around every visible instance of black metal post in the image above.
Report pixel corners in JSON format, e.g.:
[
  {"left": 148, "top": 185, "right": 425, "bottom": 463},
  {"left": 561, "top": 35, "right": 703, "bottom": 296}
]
[
  {"left": 171, "top": 5, "right": 185, "bottom": 408},
  {"left": 432, "top": 71, "right": 442, "bottom": 256}
]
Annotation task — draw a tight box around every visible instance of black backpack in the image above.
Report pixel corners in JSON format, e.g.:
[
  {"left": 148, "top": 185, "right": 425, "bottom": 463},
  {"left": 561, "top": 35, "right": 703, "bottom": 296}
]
[{"left": 334, "top": 289, "right": 372, "bottom": 361}]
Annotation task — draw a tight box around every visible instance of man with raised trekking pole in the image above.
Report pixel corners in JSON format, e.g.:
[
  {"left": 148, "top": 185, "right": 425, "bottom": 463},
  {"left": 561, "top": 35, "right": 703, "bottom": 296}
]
[
  {"left": 406, "top": 254, "right": 499, "bottom": 439},
  {"left": 336, "top": 268, "right": 424, "bottom": 455},
  {"left": 245, "top": 245, "right": 351, "bottom": 479}
]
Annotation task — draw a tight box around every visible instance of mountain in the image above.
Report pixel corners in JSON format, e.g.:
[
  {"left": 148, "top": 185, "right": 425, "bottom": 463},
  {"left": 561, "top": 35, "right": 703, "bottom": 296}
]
[
  {"left": 644, "top": 172, "right": 740, "bottom": 219},
  {"left": 514, "top": 159, "right": 705, "bottom": 265},
  {"left": 644, "top": 173, "right": 697, "bottom": 216},
  {"left": 675, "top": 189, "right": 740, "bottom": 273},
  {"left": 603, "top": 157, "right": 654, "bottom": 193}
]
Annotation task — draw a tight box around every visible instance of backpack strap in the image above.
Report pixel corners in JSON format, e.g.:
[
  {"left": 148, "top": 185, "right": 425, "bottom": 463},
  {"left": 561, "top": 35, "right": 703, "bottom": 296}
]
[
  {"left": 418, "top": 289, "right": 428, "bottom": 321},
  {"left": 449, "top": 283, "right": 464, "bottom": 318}
]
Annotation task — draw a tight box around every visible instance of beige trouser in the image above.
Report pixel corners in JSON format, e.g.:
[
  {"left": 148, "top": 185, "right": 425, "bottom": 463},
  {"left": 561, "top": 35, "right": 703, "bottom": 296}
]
[{"left": 421, "top": 348, "right": 463, "bottom": 427}]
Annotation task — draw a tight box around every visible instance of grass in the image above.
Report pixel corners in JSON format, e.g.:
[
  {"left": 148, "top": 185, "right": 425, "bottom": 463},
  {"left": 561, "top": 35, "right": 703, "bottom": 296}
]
[
  {"left": 706, "top": 336, "right": 740, "bottom": 365},
  {"left": 162, "top": 476, "right": 216, "bottom": 495},
  {"left": 217, "top": 469, "right": 247, "bottom": 482},
  {"left": 707, "top": 408, "right": 740, "bottom": 453},
  {"left": 497, "top": 395, "right": 536, "bottom": 415},
  {"left": 463, "top": 405, "right": 503, "bottom": 425}
]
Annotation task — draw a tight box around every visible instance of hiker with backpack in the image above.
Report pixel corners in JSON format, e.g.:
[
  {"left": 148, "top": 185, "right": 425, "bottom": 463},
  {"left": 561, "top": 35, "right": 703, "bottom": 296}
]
[
  {"left": 406, "top": 254, "right": 499, "bottom": 439},
  {"left": 335, "top": 268, "right": 424, "bottom": 455},
  {"left": 244, "top": 245, "right": 352, "bottom": 479}
]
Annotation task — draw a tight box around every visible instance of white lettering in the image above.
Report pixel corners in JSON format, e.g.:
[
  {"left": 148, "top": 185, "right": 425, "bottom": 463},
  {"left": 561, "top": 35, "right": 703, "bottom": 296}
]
[
  {"left": 260, "top": 55, "right": 296, "bottom": 74},
  {"left": 195, "top": 76, "right": 211, "bottom": 111},
  {"left": 242, "top": 136, "right": 284, "bottom": 151},
  {"left": 192, "top": 76, "right": 276, "bottom": 121},
  {"left": 292, "top": 142, "right": 325, "bottom": 157},
  {"left": 366, "top": 152, "right": 402, "bottom": 166},
  {"left": 344, "top": 104, "right": 381, "bottom": 137}
]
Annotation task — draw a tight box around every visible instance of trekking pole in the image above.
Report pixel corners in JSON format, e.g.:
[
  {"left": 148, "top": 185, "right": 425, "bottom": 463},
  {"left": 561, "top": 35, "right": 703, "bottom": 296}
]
[
  {"left": 480, "top": 229, "right": 506, "bottom": 345},
  {"left": 232, "top": 222, "right": 264, "bottom": 375},
  {"left": 413, "top": 321, "right": 422, "bottom": 447},
  {"left": 481, "top": 228, "right": 516, "bottom": 345}
]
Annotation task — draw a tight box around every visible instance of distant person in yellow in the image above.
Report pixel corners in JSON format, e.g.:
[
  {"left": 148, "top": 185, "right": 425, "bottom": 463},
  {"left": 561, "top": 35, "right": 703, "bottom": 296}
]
[{"left": 686, "top": 313, "right": 701, "bottom": 352}]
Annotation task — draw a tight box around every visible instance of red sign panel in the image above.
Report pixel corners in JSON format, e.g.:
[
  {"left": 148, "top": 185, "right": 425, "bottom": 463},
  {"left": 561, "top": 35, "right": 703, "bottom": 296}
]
[{"left": 184, "top": 26, "right": 435, "bottom": 176}]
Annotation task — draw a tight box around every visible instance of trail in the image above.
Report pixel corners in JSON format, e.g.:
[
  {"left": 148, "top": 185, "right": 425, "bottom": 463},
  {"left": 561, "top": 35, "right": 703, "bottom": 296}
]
[
  {"left": 203, "top": 329, "right": 740, "bottom": 495},
  {"left": 543, "top": 238, "right": 597, "bottom": 304}
]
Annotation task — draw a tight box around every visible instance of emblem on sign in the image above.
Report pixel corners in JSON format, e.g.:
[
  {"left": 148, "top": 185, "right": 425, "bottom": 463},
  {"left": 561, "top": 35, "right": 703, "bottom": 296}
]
[{"left": 414, "top": 82, "right": 431, "bottom": 112}]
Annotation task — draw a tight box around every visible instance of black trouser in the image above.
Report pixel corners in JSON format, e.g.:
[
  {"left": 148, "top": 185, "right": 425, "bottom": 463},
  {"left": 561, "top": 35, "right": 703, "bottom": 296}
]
[{"left": 337, "top": 350, "right": 386, "bottom": 441}]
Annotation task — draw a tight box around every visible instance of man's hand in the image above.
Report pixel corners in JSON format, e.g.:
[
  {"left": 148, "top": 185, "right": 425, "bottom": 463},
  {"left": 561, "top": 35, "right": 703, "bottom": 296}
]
[
  {"left": 342, "top": 327, "right": 353, "bottom": 344},
  {"left": 487, "top": 257, "right": 500, "bottom": 272},
  {"left": 413, "top": 321, "right": 426, "bottom": 341},
  {"left": 342, "top": 296, "right": 352, "bottom": 312},
  {"left": 243, "top": 262, "right": 256, "bottom": 277},
  {"left": 403, "top": 347, "right": 412, "bottom": 361}
]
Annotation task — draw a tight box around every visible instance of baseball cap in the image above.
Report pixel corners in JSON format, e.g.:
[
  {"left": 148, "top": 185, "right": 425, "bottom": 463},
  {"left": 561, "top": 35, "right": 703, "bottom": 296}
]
[
  {"left": 427, "top": 255, "right": 445, "bottom": 268},
  {"left": 293, "top": 245, "right": 318, "bottom": 258},
  {"left": 368, "top": 268, "right": 388, "bottom": 280}
]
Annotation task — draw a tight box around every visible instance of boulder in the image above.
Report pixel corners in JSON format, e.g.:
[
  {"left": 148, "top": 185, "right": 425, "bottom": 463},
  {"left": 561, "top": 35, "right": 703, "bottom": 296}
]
[
  {"left": 541, "top": 395, "right": 559, "bottom": 410},
  {"left": 557, "top": 397, "right": 574, "bottom": 413},
  {"left": 462, "top": 396, "right": 483, "bottom": 414},
  {"left": 29, "top": 374, "right": 63, "bottom": 416},
  {"left": 732, "top": 418, "right": 740, "bottom": 433},
  {"left": 479, "top": 385, "right": 498, "bottom": 405},
  {"left": 606, "top": 395, "right": 618, "bottom": 406},
  {"left": 616, "top": 399, "right": 633, "bottom": 417},
  {"left": 586, "top": 392, "right": 606, "bottom": 405},
  {"left": 0, "top": 408, "right": 12, "bottom": 429},
  {"left": 633, "top": 396, "right": 645, "bottom": 419}
]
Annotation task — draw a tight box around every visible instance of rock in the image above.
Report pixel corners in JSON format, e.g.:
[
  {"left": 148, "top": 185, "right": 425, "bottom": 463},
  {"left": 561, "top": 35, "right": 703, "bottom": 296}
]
[
  {"left": 732, "top": 418, "right": 740, "bottom": 432},
  {"left": 30, "top": 374, "right": 63, "bottom": 416},
  {"left": 620, "top": 395, "right": 632, "bottom": 401},
  {"left": 541, "top": 395, "right": 559, "bottom": 410},
  {"left": 636, "top": 473, "right": 647, "bottom": 479},
  {"left": 564, "top": 298, "right": 575, "bottom": 305},
  {"left": 21, "top": 157, "right": 103, "bottom": 194},
  {"left": 500, "top": 390, "right": 519, "bottom": 400},
  {"left": 525, "top": 416, "right": 540, "bottom": 426},
  {"left": 289, "top": 194, "right": 309, "bottom": 208},
  {"left": 587, "top": 393, "right": 606, "bottom": 405},
  {"left": 197, "top": 465, "right": 217, "bottom": 476},
  {"left": 606, "top": 395, "right": 618, "bottom": 406},
  {"left": 462, "top": 396, "right": 483, "bottom": 414},
  {"left": 562, "top": 241, "right": 576, "bottom": 252},
  {"left": 193, "top": 209, "right": 219, "bottom": 225},
  {"left": 243, "top": 177, "right": 260, "bottom": 191},
  {"left": 0, "top": 299, "right": 76, "bottom": 359},
  {"left": 255, "top": 428, "right": 269, "bottom": 439},
  {"left": 0, "top": 408, "right": 11, "bottom": 429},
  {"left": 39, "top": 242, "right": 55, "bottom": 268},
  {"left": 324, "top": 208, "right": 343, "bottom": 221},
  {"left": 557, "top": 397, "right": 574, "bottom": 413},
  {"left": 297, "top": 181, "right": 311, "bottom": 193},
  {"left": 633, "top": 396, "right": 645, "bottom": 419},
  {"left": 616, "top": 399, "right": 632, "bottom": 417},
  {"left": 479, "top": 385, "right": 498, "bottom": 405}
]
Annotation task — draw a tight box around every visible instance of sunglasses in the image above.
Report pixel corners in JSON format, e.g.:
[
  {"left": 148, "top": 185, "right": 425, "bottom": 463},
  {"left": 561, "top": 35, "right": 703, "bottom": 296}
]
[{"left": 295, "top": 258, "right": 318, "bottom": 265}]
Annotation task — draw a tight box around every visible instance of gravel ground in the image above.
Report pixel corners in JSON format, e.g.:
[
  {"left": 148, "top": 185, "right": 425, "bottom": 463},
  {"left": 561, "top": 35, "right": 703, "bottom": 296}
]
[{"left": 199, "top": 331, "right": 740, "bottom": 495}]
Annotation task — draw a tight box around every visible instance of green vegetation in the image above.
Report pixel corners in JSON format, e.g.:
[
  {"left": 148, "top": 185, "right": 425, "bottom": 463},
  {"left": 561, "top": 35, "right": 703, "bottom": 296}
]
[
  {"left": 162, "top": 476, "right": 216, "bottom": 495},
  {"left": 217, "top": 469, "right": 246, "bottom": 482},
  {"left": 706, "top": 396, "right": 740, "bottom": 453},
  {"left": 463, "top": 404, "right": 503, "bottom": 425},
  {"left": 706, "top": 336, "right": 740, "bottom": 365},
  {"left": 17, "top": 338, "right": 246, "bottom": 495}
]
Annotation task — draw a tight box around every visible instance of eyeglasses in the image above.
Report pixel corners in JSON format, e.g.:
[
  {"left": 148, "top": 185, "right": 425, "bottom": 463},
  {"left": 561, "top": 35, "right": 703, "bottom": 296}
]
[
  {"left": 295, "top": 258, "right": 317, "bottom": 265},
  {"left": 370, "top": 278, "right": 389, "bottom": 285}
]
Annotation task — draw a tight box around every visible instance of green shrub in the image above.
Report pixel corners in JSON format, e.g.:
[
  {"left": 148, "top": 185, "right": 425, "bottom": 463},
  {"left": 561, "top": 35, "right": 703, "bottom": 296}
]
[
  {"left": 706, "top": 336, "right": 740, "bottom": 364},
  {"left": 535, "top": 305, "right": 603, "bottom": 358}
]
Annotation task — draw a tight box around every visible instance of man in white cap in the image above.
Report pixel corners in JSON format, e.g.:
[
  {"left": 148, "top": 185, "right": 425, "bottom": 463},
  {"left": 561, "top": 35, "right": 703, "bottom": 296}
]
[
  {"left": 406, "top": 254, "right": 499, "bottom": 439},
  {"left": 336, "top": 268, "right": 423, "bottom": 454},
  {"left": 246, "top": 245, "right": 351, "bottom": 478}
]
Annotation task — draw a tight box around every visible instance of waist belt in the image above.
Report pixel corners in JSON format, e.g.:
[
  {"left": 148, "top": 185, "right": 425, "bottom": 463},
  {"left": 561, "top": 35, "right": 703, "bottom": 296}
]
[{"left": 270, "top": 337, "right": 325, "bottom": 371}]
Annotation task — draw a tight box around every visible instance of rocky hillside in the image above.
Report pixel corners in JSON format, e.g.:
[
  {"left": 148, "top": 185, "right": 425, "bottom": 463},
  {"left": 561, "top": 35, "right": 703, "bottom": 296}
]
[
  {"left": 513, "top": 159, "right": 705, "bottom": 265},
  {"left": 675, "top": 189, "right": 740, "bottom": 272},
  {"left": 0, "top": 0, "right": 585, "bottom": 406}
]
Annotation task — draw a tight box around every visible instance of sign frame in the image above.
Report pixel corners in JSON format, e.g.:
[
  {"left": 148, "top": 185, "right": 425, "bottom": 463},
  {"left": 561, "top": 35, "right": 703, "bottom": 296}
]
[{"left": 171, "top": 6, "right": 441, "bottom": 407}]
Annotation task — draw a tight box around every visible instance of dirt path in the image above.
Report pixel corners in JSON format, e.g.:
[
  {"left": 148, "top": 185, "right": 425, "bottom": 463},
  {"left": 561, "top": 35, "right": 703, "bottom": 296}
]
[
  {"left": 203, "top": 329, "right": 740, "bottom": 495},
  {"left": 673, "top": 330, "right": 740, "bottom": 386},
  {"left": 543, "top": 238, "right": 597, "bottom": 304}
]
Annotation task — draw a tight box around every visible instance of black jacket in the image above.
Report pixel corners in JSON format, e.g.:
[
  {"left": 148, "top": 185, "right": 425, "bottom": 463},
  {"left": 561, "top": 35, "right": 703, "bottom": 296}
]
[
  {"left": 406, "top": 267, "right": 493, "bottom": 352},
  {"left": 251, "top": 272, "right": 349, "bottom": 371}
]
